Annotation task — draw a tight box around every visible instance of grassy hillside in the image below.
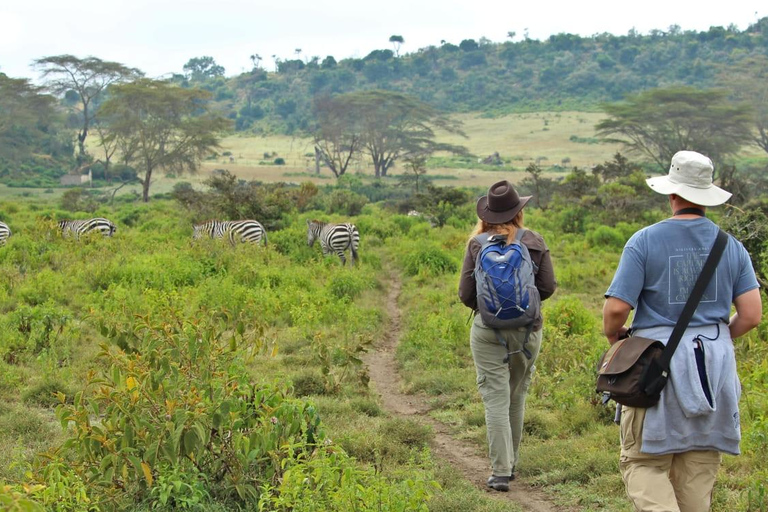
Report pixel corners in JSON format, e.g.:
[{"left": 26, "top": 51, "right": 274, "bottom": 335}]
[
  {"left": 198, "top": 110, "right": 764, "bottom": 190},
  {"left": 196, "top": 111, "right": 626, "bottom": 189}
]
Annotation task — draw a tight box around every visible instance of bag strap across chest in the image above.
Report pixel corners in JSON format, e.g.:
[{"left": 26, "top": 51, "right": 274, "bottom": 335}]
[{"left": 655, "top": 228, "right": 729, "bottom": 373}]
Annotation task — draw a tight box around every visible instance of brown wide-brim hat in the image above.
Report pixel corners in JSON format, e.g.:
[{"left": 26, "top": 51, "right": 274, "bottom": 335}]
[{"left": 476, "top": 180, "right": 532, "bottom": 224}]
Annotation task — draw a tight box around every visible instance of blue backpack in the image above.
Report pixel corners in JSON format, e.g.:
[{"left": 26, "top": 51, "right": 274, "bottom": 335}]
[{"left": 474, "top": 229, "right": 540, "bottom": 359}]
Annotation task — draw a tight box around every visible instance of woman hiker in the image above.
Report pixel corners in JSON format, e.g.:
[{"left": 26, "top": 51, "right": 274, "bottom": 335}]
[{"left": 459, "top": 180, "right": 557, "bottom": 492}]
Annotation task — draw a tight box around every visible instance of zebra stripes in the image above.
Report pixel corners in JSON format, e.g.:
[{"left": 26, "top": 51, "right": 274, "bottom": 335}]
[
  {"left": 192, "top": 220, "right": 268, "bottom": 246},
  {"left": 59, "top": 218, "right": 116, "bottom": 239},
  {"left": 0, "top": 221, "right": 11, "bottom": 246},
  {"left": 306, "top": 219, "right": 359, "bottom": 265}
]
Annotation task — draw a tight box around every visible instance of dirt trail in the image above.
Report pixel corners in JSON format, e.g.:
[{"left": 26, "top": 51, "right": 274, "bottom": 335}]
[{"left": 364, "top": 272, "right": 568, "bottom": 512}]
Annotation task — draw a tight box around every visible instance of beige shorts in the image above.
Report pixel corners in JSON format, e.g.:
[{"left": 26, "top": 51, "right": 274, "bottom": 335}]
[{"left": 619, "top": 405, "right": 721, "bottom": 512}]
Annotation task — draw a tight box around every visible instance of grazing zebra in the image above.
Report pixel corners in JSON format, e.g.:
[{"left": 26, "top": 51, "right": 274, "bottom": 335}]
[
  {"left": 58, "top": 218, "right": 116, "bottom": 239},
  {"left": 306, "top": 219, "right": 359, "bottom": 265},
  {"left": 0, "top": 221, "right": 11, "bottom": 246},
  {"left": 192, "top": 220, "right": 267, "bottom": 246}
]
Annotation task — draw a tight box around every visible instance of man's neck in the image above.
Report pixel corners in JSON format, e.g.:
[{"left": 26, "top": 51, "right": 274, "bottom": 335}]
[{"left": 673, "top": 207, "right": 706, "bottom": 218}]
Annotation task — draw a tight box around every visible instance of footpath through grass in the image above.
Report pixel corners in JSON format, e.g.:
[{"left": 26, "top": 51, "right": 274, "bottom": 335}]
[
  {"left": 0, "top": 197, "right": 765, "bottom": 511},
  {"left": 388, "top": 208, "right": 768, "bottom": 512}
]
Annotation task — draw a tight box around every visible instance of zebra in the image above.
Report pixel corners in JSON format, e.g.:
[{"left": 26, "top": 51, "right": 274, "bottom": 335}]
[
  {"left": 192, "top": 220, "right": 267, "bottom": 246},
  {"left": 58, "top": 218, "right": 116, "bottom": 239},
  {"left": 0, "top": 221, "right": 11, "bottom": 246},
  {"left": 306, "top": 219, "right": 359, "bottom": 265}
]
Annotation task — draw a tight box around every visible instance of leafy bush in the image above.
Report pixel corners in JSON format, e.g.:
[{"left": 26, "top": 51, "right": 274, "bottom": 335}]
[
  {"left": 326, "top": 189, "right": 368, "bottom": 216},
  {"left": 555, "top": 206, "right": 586, "bottom": 234},
  {"left": 545, "top": 295, "right": 598, "bottom": 338},
  {"left": 173, "top": 170, "right": 295, "bottom": 230},
  {"left": 0, "top": 485, "right": 45, "bottom": 511},
  {"left": 0, "top": 302, "right": 72, "bottom": 358},
  {"left": 328, "top": 272, "right": 374, "bottom": 300},
  {"left": 400, "top": 245, "right": 458, "bottom": 276},
  {"left": 587, "top": 225, "right": 625, "bottom": 250},
  {"left": 257, "top": 449, "right": 435, "bottom": 511},
  {"left": 50, "top": 309, "right": 326, "bottom": 508},
  {"left": 60, "top": 188, "right": 100, "bottom": 213}
]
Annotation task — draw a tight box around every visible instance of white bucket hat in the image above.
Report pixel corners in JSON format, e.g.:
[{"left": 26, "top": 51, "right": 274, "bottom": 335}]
[{"left": 646, "top": 151, "right": 732, "bottom": 206}]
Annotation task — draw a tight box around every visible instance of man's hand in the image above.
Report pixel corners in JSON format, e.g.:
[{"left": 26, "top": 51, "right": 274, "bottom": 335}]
[
  {"left": 607, "top": 326, "right": 629, "bottom": 345},
  {"left": 603, "top": 297, "right": 632, "bottom": 345}
]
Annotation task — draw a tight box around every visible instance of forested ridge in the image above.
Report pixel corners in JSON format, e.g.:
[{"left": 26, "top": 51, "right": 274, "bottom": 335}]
[
  {"left": 181, "top": 17, "right": 768, "bottom": 134},
  {"left": 2, "top": 18, "right": 768, "bottom": 189}
]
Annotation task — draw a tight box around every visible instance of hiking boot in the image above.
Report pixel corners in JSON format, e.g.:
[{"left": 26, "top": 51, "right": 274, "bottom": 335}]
[{"left": 487, "top": 475, "right": 510, "bottom": 492}]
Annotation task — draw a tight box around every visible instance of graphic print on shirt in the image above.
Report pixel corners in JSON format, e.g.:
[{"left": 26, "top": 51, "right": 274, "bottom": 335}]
[{"left": 668, "top": 248, "right": 718, "bottom": 304}]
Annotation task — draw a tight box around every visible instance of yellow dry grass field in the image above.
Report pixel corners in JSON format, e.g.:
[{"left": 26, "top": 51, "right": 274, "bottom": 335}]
[{"left": 200, "top": 111, "right": 624, "bottom": 188}]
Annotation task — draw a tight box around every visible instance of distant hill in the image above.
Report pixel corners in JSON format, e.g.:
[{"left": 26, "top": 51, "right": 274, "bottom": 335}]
[{"left": 173, "top": 18, "right": 768, "bottom": 135}]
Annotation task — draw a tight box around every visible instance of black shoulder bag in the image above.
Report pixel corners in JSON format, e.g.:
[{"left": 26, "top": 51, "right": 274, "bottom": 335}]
[{"left": 596, "top": 229, "right": 729, "bottom": 408}]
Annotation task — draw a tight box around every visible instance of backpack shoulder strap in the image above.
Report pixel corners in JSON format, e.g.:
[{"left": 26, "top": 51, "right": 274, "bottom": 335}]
[
  {"left": 475, "top": 232, "right": 507, "bottom": 247},
  {"left": 474, "top": 233, "right": 492, "bottom": 246},
  {"left": 513, "top": 228, "right": 538, "bottom": 272}
]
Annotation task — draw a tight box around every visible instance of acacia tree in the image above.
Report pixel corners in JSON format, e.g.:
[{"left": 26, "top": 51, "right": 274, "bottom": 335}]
[
  {"left": 311, "top": 95, "right": 362, "bottom": 178},
  {"left": 522, "top": 162, "right": 555, "bottom": 209},
  {"left": 0, "top": 73, "right": 67, "bottom": 164},
  {"left": 33, "top": 55, "right": 142, "bottom": 165},
  {"left": 183, "top": 56, "right": 225, "bottom": 81},
  {"left": 345, "top": 90, "right": 468, "bottom": 177},
  {"left": 91, "top": 112, "right": 124, "bottom": 184},
  {"left": 720, "top": 55, "right": 768, "bottom": 156},
  {"left": 389, "top": 35, "right": 405, "bottom": 57},
  {"left": 596, "top": 87, "right": 753, "bottom": 185},
  {"left": 398, "top": 154, "right": 428, "bottom": 193},
  {"left": 99, "top": 79, "right": 231, "bottom": 202}
]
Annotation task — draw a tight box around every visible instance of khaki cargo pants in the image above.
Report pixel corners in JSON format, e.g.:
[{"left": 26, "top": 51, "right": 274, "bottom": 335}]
[
  {"left": 470, "top": 315, "right": 542, "bottom": 477},
  {"left": 620, "top": 405, "right": 721, "bottom": 512}
]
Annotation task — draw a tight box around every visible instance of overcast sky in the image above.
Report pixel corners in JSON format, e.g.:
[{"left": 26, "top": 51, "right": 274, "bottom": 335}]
[{"left": 0, "top": 0, "right": 764, "bottom": 81}]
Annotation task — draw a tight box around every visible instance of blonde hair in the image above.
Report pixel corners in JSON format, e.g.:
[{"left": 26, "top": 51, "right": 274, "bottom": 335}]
[{"left": 469, "top": 210, "right": 524, "bottom": 245}]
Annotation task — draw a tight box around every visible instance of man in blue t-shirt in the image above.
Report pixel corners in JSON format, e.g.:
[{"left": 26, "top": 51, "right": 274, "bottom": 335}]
[{"left": 603, "top": 150, "right": 762, "bottom": 512}]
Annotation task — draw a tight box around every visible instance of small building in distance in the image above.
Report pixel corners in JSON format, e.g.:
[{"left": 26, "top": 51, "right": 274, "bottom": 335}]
[{"left": 60, "top": 169, "right": 92, "bottom": 186}]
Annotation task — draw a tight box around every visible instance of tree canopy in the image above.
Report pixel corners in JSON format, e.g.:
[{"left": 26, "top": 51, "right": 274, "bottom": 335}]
[
  {"left": 596, "top": 87, "right": 754, "bottom": 179},
  {"left": 218, "top": 17, "right": 768, "bottom": 135},
  {"left": 0, "top": 74, "right": 60, "bottom": 162},
  {"left": 720, "top": 54, "right": 768, "bottom": 156},
  {"left": 389, "top": 35, "right": 405, "bottom": 57},
  {"left": 345, "top": 90, "right": 468, "bottom": 177},
  {"left": 183, "top": 56, "right": 226, "bottom": 81},
  {"left": 312, "top": 95, "right": 362, "bottom": 178},
  {"left": 98, "top": 79, "right": 231, "bottom": 201},
  {"left": 33, "top": 55, "right": 142, "bottom": 165}
]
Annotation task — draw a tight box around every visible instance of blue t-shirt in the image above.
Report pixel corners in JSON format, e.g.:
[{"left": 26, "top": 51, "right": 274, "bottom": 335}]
[{"left": 605, "top": 217, "right": 759, "bottom": 330}]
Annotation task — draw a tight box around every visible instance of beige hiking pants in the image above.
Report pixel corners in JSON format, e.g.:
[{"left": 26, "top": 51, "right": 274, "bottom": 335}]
[
  {"left": 470, "top": 315, "right": 542, "bottom": 477},
  {"left": 620, "top": 405, "right": 721, "bottom": 512}
]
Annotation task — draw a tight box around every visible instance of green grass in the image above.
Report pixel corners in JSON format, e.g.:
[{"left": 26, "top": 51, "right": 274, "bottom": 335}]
[
  {"left": 386, "top": 207, "right": 768, "bottom": 511},
  {"left": 0, "top": 193, "right": 765, "bottom": 510}
]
